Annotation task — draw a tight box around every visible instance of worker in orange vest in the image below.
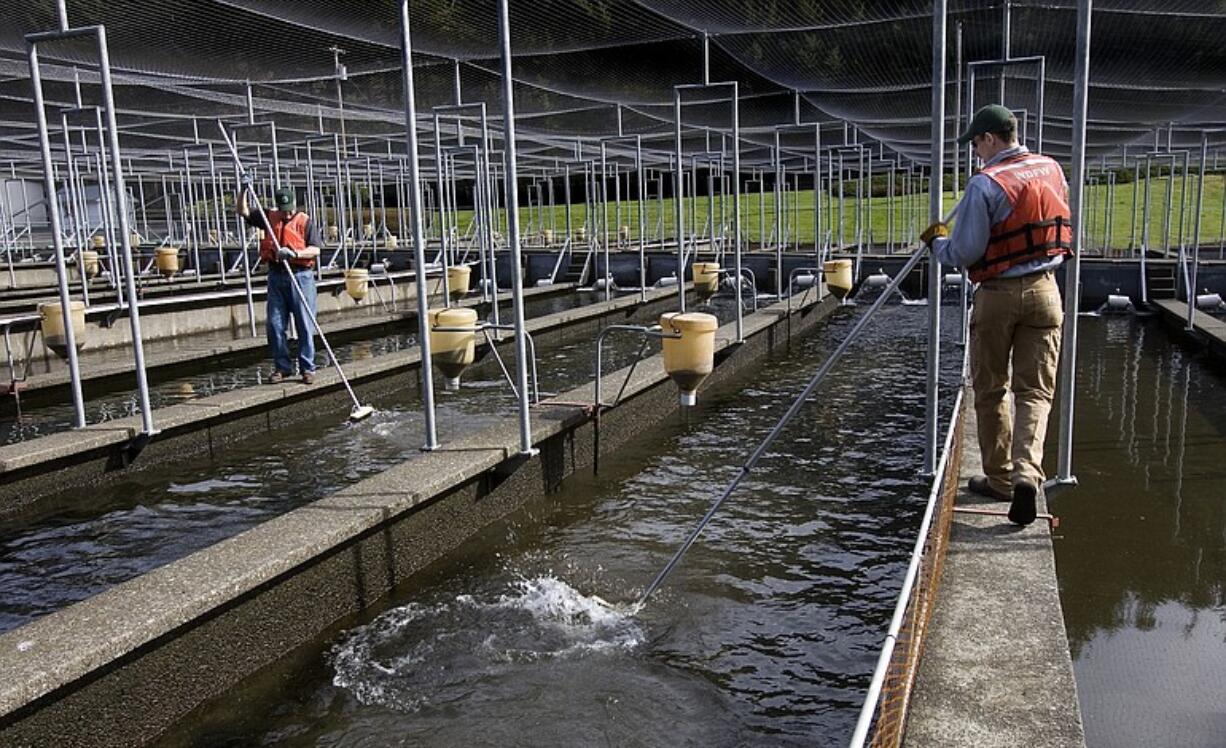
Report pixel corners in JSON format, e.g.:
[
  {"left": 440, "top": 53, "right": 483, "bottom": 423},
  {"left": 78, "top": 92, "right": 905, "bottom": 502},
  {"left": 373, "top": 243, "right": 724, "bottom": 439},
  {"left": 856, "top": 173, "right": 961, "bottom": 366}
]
[
  {"left": 921, "top": 105, "right": 1072, "bottom": 525},
  {"left": 237, "top": 182, "right": 323, "bottom": 384}
]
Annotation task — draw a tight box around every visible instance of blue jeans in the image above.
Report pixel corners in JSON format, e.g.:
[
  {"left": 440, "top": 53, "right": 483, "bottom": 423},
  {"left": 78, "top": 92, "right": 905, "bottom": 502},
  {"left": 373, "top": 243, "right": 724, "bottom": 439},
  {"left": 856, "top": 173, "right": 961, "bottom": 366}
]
[{"left": 266, "top": 268, "right": 317, "bottom": 375}]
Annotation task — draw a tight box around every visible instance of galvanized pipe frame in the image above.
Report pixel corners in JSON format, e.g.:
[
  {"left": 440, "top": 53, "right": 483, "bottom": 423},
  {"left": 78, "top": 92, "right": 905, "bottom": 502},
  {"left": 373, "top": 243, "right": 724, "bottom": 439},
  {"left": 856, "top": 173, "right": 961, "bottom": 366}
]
[
  {"left": 495, "top": 0, "right": 536, "bottom": 457},
  {"left": 57, "top": 109, "right": 95, "bottom": 307},
  {"left": 63, "top": 108, "right": 124, "bottom": 302},
  {"left": 591, "top": 323, "right": 679, "bottom": 413},
  {"left": 831, "top": 144, "right": 870, "bottom": 278},
  {"left": 596, "top": 134, "right": 647, "bottom": 302},
  {"left": 544, "top": 157, "right": 597, "bottom": 286},
  {"left": 922, "top": 0, "right": 948, "bottom": 476},
  {"left": 1136, "top": 151, "right": 1190, "bottom": 277},
  {"left": 965, "top": 54, "right": 1047, "bottom": 172},
  {"left": 438, "top": 143, "right": 492, "bottom": 314},
  {"left": 674, "top": 81, "right": 744, "bottom": 339},
  {"left": 1054, "top": 0, "right": 1093, "bottom": 487},
  {"left": 398, "top": 0, "right": 439, "bottom": 452},
  {"left": 773, "top": 122, "right": 825, "bottom": 266},
  {"left": 431, "top": 104, "right": 496, "bottom": 303},
  {"left": 26, "top": 21, "right": 157, "bottom": 438},
  {"left": 303, "top": 133, "right": 350, "bottom": 273},
  {"left": 180, "top": 142, "right": 230, "bottom": 286}
]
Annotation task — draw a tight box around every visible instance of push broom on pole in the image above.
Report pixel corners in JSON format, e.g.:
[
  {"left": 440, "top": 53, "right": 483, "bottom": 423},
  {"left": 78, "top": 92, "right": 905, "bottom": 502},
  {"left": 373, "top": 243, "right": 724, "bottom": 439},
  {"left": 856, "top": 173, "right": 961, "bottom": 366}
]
[{"left": 217, "top": 122, "right": 374, "bottom": 422}]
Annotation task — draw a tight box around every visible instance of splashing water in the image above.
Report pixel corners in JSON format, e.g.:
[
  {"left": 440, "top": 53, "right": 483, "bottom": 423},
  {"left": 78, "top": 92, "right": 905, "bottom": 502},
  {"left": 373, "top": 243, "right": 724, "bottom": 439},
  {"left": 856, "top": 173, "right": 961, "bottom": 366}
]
[{"left": 331, "top": 576, "right": 643, "bottom": 711}]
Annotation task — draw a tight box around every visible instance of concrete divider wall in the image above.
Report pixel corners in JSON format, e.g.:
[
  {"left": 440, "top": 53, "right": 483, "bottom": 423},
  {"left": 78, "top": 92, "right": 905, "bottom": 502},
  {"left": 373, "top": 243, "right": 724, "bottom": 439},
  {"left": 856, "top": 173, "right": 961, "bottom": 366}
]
[
  {"left": 0, "top": 288, "right": 837, "bottom": 747},
  {"left": 10, "top": 270, "right": 451, "bottom": 372},
  {"left": 0, "top": 286, "right": 685, "bottom": 519}
]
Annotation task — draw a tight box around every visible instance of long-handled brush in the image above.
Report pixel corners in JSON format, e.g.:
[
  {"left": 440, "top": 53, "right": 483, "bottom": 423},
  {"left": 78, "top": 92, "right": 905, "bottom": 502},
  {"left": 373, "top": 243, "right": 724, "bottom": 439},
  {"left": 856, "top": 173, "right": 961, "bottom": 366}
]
[{"left": 217, "top": 124, "right": 374, "bottom": 422}]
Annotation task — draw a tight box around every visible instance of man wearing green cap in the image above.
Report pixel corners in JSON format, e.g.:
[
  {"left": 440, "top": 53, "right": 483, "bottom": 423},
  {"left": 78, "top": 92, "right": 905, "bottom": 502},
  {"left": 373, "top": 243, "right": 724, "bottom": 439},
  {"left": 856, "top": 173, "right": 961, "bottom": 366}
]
[
  {"left": 920, "top": 104, "right": 1072, "bottom": 525},
  {"left": 237, "top": 180, "right": 323, "bottom": 384}
]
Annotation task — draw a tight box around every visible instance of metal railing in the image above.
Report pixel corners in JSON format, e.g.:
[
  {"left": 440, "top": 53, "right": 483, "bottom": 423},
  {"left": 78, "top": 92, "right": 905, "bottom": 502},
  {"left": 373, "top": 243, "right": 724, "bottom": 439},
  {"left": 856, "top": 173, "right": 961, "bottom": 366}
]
[{"left": 849, "top": 361, "right": 968, "bottom": 748}]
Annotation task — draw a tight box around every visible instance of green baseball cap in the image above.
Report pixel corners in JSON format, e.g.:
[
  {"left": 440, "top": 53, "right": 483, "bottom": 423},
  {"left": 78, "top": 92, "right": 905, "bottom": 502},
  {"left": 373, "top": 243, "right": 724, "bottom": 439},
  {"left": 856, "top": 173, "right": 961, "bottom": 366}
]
[
  {"left": 957, "top": 104, "right": 1017, "bottom": 145},
  {"left": 273, "top": 187, "right": 296, "bottom": 211}
]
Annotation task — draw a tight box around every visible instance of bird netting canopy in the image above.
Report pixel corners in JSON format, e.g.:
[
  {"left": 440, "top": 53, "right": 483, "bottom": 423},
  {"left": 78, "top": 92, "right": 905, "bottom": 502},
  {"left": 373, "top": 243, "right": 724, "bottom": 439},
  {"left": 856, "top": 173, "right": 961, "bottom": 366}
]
[{"left": 3, "top": 0, "right": 1226, "bottom": 170}]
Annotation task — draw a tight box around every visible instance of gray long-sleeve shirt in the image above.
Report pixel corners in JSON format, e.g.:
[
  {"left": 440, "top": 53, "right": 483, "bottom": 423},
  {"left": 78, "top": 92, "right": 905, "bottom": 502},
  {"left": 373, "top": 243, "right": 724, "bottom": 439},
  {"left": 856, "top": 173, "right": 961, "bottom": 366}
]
[{"left": 931, "top": 145, "right": 1065, "bottom": 278}]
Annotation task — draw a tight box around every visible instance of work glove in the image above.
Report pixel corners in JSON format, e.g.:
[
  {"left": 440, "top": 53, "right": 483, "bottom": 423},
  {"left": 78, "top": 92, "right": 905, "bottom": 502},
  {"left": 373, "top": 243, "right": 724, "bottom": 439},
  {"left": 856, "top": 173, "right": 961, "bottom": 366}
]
[
  {"left": 920, "top": 222, "right": 949, "bottom": 245},
  {"left": 276, "top": 247, "right": 299, "bottom": 262},
  {"left": 240, "top": 173, "right": 254, "bottom": 189}
]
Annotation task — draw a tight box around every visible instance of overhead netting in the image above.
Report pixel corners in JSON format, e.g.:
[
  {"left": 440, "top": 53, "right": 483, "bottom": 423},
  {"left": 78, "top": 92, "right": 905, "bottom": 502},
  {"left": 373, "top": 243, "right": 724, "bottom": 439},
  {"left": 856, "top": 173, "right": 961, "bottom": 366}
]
[{"left": 2, "top": 0, "right": 1225, "bottom": 172}]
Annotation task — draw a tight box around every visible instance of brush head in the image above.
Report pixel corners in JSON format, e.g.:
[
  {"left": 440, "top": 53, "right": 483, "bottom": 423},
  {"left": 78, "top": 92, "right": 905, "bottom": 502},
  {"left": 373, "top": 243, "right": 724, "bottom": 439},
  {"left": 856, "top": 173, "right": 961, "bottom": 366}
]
[{"left": 349, "top": 404, "right": 375, "bottom": 422}]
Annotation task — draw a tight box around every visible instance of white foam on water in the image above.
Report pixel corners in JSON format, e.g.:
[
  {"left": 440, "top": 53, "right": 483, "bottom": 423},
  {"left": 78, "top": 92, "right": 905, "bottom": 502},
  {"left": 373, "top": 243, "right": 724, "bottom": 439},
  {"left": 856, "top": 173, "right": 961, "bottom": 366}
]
[{"left": 331, "top": 576, "right": 643, "bottom": 711}]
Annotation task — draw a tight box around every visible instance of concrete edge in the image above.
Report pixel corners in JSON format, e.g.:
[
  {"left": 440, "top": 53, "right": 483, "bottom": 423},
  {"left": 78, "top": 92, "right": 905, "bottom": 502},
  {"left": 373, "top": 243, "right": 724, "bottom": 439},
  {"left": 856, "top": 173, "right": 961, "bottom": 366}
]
[
  {"left": 902, "top": 391, "right": 1086, "bottom": 747},
  {"left": 0, "top": 284, "right": 679, "bottom": 515},
  {"left": 1153, "top": 298, "right": 1226, "bottom": 363},
  {"left": 8, "top": 282, "right": 574, "bottom": 398}
]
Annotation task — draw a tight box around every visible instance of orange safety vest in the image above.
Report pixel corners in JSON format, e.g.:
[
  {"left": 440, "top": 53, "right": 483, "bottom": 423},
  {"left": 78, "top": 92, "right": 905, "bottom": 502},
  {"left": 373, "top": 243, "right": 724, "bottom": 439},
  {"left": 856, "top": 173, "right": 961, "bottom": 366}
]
[
  {"left": 259, "top": 211, "right": 315, "bottom": 268},
  {"left": 968, "top": 153, "right": 1072, "bottom": 283}
]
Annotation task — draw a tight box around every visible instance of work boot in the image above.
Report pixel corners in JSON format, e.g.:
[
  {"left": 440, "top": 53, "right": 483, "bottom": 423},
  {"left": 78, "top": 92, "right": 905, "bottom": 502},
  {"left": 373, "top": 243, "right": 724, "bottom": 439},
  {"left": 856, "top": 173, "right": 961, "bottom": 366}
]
[
  {"left": 269, "top": 370, "right": 288, "bottom": 384},
  {"left": 1009, "top": 481, "right": 1039, "bottom": 526},
  {"left": 968, "top": 475, "right": 1010, "bottom": 501},
  {"left": 302, "top": 371, "right": 316, "bottom": 385}
]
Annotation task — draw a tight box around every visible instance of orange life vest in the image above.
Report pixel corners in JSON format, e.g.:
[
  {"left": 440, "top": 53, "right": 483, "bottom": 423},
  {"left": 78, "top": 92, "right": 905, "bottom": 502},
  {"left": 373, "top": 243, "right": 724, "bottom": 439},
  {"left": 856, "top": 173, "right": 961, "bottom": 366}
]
[
  {"left": 968, "top": 153, "right": 1072, "bottom": 283},
  {"left": 259, "top": 211, "right": 315, "bottom": 268}
]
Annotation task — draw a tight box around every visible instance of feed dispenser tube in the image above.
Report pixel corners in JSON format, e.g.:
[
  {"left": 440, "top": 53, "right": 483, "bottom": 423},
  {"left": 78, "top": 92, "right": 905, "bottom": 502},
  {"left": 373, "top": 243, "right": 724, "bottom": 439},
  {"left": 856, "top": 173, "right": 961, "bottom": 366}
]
[
  {"left": 660, "top": 312, "right": 718, "bottom": 406},
  {"left": 446, "top": 264, "right": 471, "bottom": 303},
  {"left": 155, "top": 246, "right": 179, "bottom": 277},
  {"left": 692, "top": 261, "right": 720, "bottom": 301},
  {"left": 78, "top": 249, "right": 100, "bottom": 280},
  {"left": 429, "top": 307, "right": 478, "bottom": 390},
  {"left": 822, "top": 258, "right": 854, "bottom": 301},
  {"left": 39, "top": 300, "right": 86, "bottom": 359},
  {"left": 344, "top": 267, "right": 369, "bottom": 301}
]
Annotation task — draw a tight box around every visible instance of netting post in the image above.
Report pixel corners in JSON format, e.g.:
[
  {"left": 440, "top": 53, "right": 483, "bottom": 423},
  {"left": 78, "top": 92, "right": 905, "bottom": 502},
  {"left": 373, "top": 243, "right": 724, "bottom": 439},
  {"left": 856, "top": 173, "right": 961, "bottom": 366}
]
[
  {"left": 1055, "top": 0, "right": 1093, "bottom": 486},
  {"left": 673, "top": 89, "right": 685, "bottom": 312},
  {"left": 922, "top": 0, "right": 947, "bottom": 476},
  {"left": 1185, "top": 132, "right": 1208, "bottom": 330},
  {"left": 730, "top": 82, "right": 742, "bottom": 342},
  {"left": 26, "top": 41, "right": 86, "bottom": 429},
  {"left": 1000, "top": 0, "right": 1011, "bottom": 102},
  {"left": 398, "top": 0, "right": 439, "bottom": 451},
  {"left": 642, "top": 133, "right": 652, "bottom": 300},
  {"left": 495, "top": 0, "right": 535, "bottom": 456}
]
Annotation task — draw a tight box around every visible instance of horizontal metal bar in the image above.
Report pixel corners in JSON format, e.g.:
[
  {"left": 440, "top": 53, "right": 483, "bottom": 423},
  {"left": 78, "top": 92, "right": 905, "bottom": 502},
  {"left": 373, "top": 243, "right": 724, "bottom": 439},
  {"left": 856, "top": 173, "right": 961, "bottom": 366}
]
[
  {"left": 966, "top": 54, "right": 1046, "bottom": 68},
  {"left": 25, "top": 25, "right": 103, "bottom": 43}
]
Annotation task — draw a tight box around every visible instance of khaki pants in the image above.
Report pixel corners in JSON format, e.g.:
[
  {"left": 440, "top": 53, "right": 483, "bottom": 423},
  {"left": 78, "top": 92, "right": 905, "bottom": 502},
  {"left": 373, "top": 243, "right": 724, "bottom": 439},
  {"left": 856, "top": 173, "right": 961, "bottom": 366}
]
[{"left": 970, "top": 271, "right": 1063, "bottom": 493}]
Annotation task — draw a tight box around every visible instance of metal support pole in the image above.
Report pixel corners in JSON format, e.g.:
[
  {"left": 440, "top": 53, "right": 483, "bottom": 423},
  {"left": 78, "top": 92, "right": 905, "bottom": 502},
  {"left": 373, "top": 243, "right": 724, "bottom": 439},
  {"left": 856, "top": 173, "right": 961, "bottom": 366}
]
[
  {"left": 495, "top": 0, "right": 535, "bottom": 456},
  {"left": 94, "top": 28, "right": 154, "bottom": 434},
  {"left": 600, "top": 143, "right": 610, "bottom": 300},
  {"left": 1187, "top": 133, "right": 1208, "bottom": 330},
  {"left": 773, "top": 133, "right": 783, "bottom": 299},
  {"left": 1000, "top": 0, "right": 1011, "bottom": 102},
  {"left": 674, "top": 90, "right": 686, "bottom": 311},
  {"left": 398, "top": 0, "right": 438, "bottom": 451},
  {"left": 814, "top": 126, "right": 822, "bottom": 260},
  {"left": 954, "top": 21, "right": 963, "bottom": 199},
  {"left": 922, "top": 0, "right": 947, "bottom": 475},
  {"left": 731, "top": 83, "right": 743, "bottom": 342},
  {"left": 27, "top": 42, "right": 86, "bottom": 429},
  {"left": 637, "top": 138, "right": 647, "bottom": 302},
  {"left": 1054, "top": 0, "right": 1092, "bottom": 486}
]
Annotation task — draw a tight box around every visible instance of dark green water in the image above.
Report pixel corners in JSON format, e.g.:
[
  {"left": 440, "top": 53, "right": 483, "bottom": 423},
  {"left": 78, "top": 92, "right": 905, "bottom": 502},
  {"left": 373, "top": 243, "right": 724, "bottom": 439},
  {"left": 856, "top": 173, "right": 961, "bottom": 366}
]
[
  {"left": 1051, "top": 316, "right": 1226, "bottom": 747},
  {"left": 154, "top": 302, "right": 964, "bottom": 746},
  {"left": 0, "top": 292, "right": 587, "bottom": 444},
  {"left": 0, "top": 294, "right": 740, "bottom": 633}
]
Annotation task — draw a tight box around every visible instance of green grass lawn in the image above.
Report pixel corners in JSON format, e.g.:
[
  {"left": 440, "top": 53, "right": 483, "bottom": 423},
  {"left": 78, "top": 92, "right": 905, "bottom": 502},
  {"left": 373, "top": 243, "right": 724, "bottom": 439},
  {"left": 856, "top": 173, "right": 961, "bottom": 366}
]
[{"left": 353, "top": 173, "right": 1226, "bottom": 252}]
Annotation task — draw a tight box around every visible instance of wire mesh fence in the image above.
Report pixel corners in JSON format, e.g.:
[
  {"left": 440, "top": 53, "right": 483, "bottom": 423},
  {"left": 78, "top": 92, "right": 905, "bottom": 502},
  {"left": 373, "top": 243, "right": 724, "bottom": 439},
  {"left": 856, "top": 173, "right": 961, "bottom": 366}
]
[{"left": 865, "top": 396, "right": 965, "bottom": 748}]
